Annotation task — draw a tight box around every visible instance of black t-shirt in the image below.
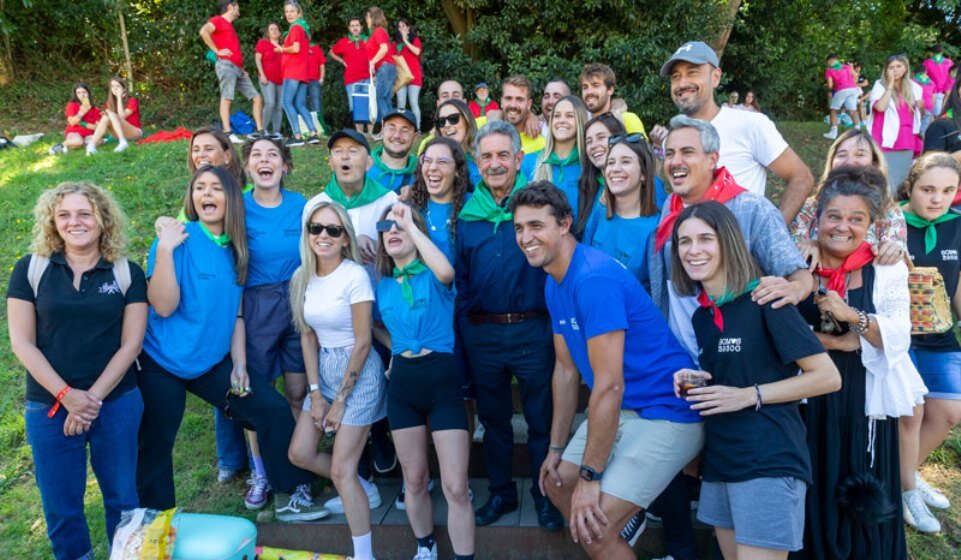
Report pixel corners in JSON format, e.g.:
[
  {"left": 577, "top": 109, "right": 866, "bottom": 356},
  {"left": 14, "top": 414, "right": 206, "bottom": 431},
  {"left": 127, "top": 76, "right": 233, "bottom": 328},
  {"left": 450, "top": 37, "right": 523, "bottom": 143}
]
[
  {"left": 7, "top": 253, "right": 148, "bottom": 404},
  {"left": 923, "top": 118, "right": 961, "bottom": 154},
  {"left": 906, "top": 216, "right": 961, "bottom": 351},
  {"left": 693, "top": 295, "right": 824, "bottom": 485}
]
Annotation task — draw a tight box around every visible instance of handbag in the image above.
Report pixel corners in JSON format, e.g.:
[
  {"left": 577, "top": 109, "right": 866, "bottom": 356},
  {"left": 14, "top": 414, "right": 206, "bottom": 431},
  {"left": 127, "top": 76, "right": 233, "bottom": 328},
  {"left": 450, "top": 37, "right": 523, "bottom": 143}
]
[
  {"left": 907, "top": 263, "right": 954, "bottom": 334},
  {"left": 392, "top": 55, "right": 413, "bottom": 94}
]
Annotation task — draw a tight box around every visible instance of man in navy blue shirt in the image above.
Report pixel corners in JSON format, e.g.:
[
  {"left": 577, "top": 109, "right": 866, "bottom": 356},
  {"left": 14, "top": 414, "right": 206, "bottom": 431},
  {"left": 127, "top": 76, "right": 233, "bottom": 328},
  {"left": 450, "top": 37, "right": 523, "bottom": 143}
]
[
  {"left": 455, "top": 120, "right": 562, "bottom": 530},
  {"left": 511, "top": 181, "right": 704, "bottom": 559}
]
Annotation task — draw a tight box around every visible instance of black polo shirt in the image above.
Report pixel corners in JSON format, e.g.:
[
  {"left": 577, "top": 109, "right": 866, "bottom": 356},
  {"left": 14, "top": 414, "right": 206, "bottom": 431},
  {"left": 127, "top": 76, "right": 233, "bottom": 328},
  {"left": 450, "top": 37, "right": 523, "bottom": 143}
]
[
  {"left": 907, "top": 216, "right": 961, "bottom": 351},
  {"left": 693, "top": 295, "right": 824, "bottom": 485},
  {"left": 923, "top": 118, "right": 961, "bottom": 155},
  {"left": 7, "top": 253, "right": 147, "bottom": 404}
]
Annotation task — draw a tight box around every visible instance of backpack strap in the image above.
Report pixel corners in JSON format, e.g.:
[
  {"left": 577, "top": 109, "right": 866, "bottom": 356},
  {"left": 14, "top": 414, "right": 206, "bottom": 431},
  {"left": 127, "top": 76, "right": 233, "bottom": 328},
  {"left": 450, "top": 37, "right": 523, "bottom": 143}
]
[
  {"left": 112, "top": 257, "right": 132, "bottom": 296},
  {"left": 27, "top": 254, "right": 51, "bottom": 298}
]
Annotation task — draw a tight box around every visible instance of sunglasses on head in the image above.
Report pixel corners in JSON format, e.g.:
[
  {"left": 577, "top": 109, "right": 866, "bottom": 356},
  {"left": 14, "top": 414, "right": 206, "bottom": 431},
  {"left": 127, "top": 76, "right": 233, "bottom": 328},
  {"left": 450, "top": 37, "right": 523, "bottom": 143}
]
[
  {"left": 306, "top": 222, "right": 345, "bottom": 237},
  {"left": 887, "top": 52, "right": 907, "bottom": 60},
  {"left": 434, "top": 113, "right": 462, "bottom": 128},
  {"left": 607, "top": 133, "right": 647, "bottom": 146},
  {"left": 376, "top": 219, "right": 400, "bottom": 232}
]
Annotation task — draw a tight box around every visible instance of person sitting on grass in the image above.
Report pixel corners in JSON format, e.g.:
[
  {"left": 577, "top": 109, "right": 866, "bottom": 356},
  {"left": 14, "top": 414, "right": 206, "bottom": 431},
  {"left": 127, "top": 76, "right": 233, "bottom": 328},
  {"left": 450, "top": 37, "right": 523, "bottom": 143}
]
[
  {"left": 86, "top": 76, "right": 143, "bottom": 156},
  {"left": 51, "top": 82, "right": 101, "bottom": 155}
]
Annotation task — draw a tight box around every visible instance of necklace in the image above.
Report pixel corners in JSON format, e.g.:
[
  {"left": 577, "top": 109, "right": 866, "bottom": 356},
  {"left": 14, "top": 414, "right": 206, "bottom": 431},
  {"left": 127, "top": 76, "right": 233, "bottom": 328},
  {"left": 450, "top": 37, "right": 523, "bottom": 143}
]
[{"left": 426, "top": 203, "right": 450, "bottom": 232}]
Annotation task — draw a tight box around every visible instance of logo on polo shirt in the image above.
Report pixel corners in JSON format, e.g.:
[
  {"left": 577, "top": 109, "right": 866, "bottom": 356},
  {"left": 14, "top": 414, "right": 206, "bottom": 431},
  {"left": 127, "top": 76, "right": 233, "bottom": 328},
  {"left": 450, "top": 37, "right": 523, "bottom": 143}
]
[
  {"left": 941, "top": 249, "right": 958, "bottom": 261},
  {"left": 99, "top": 280, "right": 121, "bottom": 295},
  {"left": 717, "top": 337, "right": 741, "bottom": 353}
]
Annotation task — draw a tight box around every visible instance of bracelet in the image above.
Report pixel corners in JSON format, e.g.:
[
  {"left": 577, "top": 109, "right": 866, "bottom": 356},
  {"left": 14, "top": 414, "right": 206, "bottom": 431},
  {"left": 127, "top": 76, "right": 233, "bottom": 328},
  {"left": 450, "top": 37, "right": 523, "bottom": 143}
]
[
  {"left": 850, "top": 309, "right": 870, "bottom": 334},
  {"left": 754, "top": 384, "right": 763, "bottom": 411},
  {"left": 549, "top": 445, "right": 566, "bottom": 452},
  {"left": 48, "top": 385, "right": 72, "bottom": 418}
]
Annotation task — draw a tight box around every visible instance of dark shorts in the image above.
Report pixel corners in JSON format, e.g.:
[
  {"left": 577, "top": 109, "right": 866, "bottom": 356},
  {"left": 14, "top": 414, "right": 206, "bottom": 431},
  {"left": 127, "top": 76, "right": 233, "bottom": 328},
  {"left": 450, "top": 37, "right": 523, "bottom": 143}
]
[
  {"left": 388, "top": 352, "right": 468, "bottom": 432},
  {"left": 244, "top": 282, "right": 305, "bottom": 383}
]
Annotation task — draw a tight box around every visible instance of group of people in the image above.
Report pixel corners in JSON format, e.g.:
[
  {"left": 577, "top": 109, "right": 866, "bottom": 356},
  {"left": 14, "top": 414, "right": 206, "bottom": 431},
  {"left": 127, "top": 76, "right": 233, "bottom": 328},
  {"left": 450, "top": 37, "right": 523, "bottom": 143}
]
[
  {"left": 13, "top": 25, "right": 961, "bottom": 560},
  {"left": 720, "top": 90, "right": 760, "bottom": 112},
  {"left": 51, "top": 76, "right": 143, "bottom": 156}
]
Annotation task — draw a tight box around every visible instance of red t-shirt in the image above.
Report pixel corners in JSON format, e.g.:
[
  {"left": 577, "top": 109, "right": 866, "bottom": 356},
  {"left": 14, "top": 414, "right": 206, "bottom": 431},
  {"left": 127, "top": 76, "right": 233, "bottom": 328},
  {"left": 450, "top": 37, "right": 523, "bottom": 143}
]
[
  {"left": 331, "top": 37, "right": 370, "bottom": 85},
  {"left": 281, "top": 24, "right": 310, "bottom": 82},
  {"left": 365, "top": 27, "right": 395, "bottom": 72},
  {"left": 124, "top": 98, "right": 141, "bottom": 129},
  {"left": 255, "top": 38, "right": 283, "bottom": 85},
  {"left": 308, "top": 44, "right": 326, "bottom": 81},
  {"left": 398, "top": 37, "right": 423, "bottom": 86},
  {"left": 65, "top": 101, "right": 101, "bottom": 137},
  {"left": 208, "top": 15, "right": 243, "bottom": 68}
]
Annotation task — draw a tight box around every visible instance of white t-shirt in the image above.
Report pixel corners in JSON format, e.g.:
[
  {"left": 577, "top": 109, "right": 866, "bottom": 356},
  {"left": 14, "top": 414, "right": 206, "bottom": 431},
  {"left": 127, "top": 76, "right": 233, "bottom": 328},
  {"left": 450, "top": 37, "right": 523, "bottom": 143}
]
[
  {"left": 305, "top": 190, "right": 398, "bottom": 242},
  {"left": 711, "top": 106, "right": 789, "bottom": 198},
  {"left": 303, "top": 259, "right": 374, "bottom": 348}
]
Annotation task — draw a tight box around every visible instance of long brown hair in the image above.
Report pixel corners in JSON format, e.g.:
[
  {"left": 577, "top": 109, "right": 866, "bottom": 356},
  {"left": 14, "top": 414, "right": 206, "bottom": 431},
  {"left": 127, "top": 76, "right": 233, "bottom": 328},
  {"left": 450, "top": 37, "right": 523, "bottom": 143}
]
[
  {"left": 374, "top": 205, "right": 430, "bottom": 279},
  {"left": 104, "top": 76, "right": 130, "bottom": 114},
  {"left": 410, "top": 136, "right": 469, "bottom": 240},
  {"left": 366, "top": 6, "right": 387, "bottom": 30},
  {"left": 183, "top": 165, "right": 249, "bottom": 285},
  {"left": 188, "top": 126, "right": 245, "bottom": 187},
  {"left": 578, "top": 113, "right": 626, "bottom": 232},
  {"left": 603, "top": 137, "right": 658, "bottom": 219}
]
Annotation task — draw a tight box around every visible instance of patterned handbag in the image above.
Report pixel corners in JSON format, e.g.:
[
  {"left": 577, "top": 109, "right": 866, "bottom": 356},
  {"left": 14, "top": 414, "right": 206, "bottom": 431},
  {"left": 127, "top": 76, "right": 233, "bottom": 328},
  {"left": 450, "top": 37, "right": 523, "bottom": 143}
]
[{"left": 908, "top": 265, "right": 954, "bottom": 334}]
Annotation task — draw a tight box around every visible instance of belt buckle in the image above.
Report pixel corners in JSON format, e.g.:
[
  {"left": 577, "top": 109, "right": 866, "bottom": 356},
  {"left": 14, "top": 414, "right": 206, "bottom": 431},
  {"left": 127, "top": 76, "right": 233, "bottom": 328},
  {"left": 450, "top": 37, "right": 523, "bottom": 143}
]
[{"left": 506, "top": 312, "right": 521, "bottom": 324}]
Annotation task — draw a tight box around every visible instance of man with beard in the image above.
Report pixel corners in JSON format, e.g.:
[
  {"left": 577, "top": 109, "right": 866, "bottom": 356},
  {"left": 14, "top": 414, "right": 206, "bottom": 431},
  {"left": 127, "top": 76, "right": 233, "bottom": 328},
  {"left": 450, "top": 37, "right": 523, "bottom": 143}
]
[
  {"left": 454, "top": 120, "right": 563, "bottom": 531},
  {"left": 501, "top": 74, "right": 548, "bottom": 156},
  {"left": 579, "top": 63, "right": 647, "bottom": 138},
  {"left": 540, "top": 78, "right": 572, "bottom": 136},
  {"left": 367, "top": 109, "right": 418, "bottom": 192},
  {"left": 651, "top": 41, "right": 813, "bottom": 223}
]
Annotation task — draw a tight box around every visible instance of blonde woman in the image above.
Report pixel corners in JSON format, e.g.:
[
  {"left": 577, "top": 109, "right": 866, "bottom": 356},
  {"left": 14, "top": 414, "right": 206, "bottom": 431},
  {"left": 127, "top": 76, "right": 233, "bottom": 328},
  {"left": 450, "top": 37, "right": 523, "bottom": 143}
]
[
  {"left": 531, "top": 95, "right": 590, "bottom": 230},
  {"left": 869, "top": 54, "right": 923, "bottom": 192},
  {"left": 288, "top": 200, "right": 387, "bottom": 560}
]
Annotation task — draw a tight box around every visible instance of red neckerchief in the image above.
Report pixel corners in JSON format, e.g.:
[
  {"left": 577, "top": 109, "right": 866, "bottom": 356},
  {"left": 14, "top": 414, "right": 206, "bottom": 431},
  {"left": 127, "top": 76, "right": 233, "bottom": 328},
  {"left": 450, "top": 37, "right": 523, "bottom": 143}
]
[
  {"left": 815, "top": 242, "right": 874, "bottom": 297},
  {"left": 655, "top": 167, "right": 747, "bottom": 252},
  {"left": 696, "top": 290, "right": 725, "bottom": 331}
]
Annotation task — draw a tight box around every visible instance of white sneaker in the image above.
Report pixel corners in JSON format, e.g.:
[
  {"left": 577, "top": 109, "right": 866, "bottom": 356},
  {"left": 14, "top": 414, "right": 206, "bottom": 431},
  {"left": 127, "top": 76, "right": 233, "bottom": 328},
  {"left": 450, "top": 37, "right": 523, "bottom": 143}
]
[
  {"left": 915, "top": 472, "right": 950, "bottom": 509},
  {"left": 412, "top": 544, "right": 437, "bottom": 560},
  {"left": 114, "top": 140, "right": 129, "bottom": 153},
  {"left": 85, "top": 142, "right": 97, "bottom": 156},
  {"left": 228, "top": 133, "right": 244, "bottom": 144},
  {"left": 903, "top": 489, "right": 941, "bottom": 534},
  {"left": 823, "top": 128, "right": 838, "bottom": 140},
  {"left": 324, "top": 475, "right": 382, "bottom": 514},
  {"left": 394, "top": 479, "right": 435, "bottom": 510}
]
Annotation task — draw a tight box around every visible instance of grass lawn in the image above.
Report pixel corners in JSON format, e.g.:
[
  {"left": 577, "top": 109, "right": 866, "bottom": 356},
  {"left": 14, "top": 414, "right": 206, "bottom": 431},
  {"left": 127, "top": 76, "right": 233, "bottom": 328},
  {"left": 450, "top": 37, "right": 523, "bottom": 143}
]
[{"left": 0, "top": 120, "right": 958, "bottom": 558}]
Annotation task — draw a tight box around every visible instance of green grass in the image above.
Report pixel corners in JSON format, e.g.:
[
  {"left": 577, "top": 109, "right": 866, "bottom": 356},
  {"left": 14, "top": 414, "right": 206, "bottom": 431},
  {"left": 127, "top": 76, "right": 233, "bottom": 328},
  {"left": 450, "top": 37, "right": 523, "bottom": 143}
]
[{"left": 0, "top": 120, "right": 959, "bottom": 559}]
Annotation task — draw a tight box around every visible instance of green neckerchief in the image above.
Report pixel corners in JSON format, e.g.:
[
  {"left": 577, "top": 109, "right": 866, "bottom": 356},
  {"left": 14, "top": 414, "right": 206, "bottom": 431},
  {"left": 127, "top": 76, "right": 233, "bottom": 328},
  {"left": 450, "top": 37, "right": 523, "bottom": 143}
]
[
  {"left": 915, "top": 72, "right": 932, "bottom": 85},
  {"left": 544, "top": 148, "right": 579, "bottom": 167},
  {"left": 459, "top": 173, "right": 529, "bottom": 232},
  {"left": 712, "top": 278, "right": 760, "bottom": 307},
  {"left": 283, "top": 18, "right": 310, "bottom": 41},
  {"left": 475, "top": 97, "right": 489, "bottom": 116},
  {"left": 948, "top": 108, "right": 955, "bottom": 118},
  {"left": 393, "top": 259, "right": 429, "bottom": 307},
  {"left": 324, "top": 175, "right": 390, "bottom": 209},
  {"left": 396, "top": 41, "right": 405, "bottom": 54},
  {"left": 348, "top": 32, "right": 369, "bottom": 46},
  {"left": 597, "top": 175, "right": 606, "bottom": 188},
  {"left": 197, "top": 221, "right": 231, "bottom": 247},
  {"left": 934, "top": 54, "right": 945, "bottom": 63},
  {"left": 902, "top": 204, "right": 961, "bottom": 254},
  {"left": 372, "top": 145, "right": 417, "bottom": 175},
  {"left": 828, "top": 62, "right": 843, "bottom": 71}
]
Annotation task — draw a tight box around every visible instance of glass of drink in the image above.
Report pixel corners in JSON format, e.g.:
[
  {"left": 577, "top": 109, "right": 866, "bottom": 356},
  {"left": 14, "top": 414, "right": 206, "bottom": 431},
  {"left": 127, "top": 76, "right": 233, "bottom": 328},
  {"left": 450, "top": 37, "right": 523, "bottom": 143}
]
[{"left": 679, "top": 371, "right": 708, "bottom": 397}]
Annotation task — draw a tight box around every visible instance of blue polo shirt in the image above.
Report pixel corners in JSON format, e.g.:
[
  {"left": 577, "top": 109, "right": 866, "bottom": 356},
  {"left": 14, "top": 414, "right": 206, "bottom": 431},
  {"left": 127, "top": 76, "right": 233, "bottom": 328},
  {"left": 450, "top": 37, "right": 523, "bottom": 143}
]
[
  {"left": 424, "top": 199, "right": 456, "bottom": 265},
  {"left": 582, "top": 205, "right": 659, "bottom": 293},
  {"left": 368, "top": 146, "right": 417, "bottom": 192},
  {"left": 143, "top": 221, "right": 243, "bottom": 379},
  {"left": 376, "top": 270, "right": 455, "bottom": 355},
  {"left": 467, "top": 156, "right": 482, "bottom": 190},
  {"left": 545, "top": 244, "right": 699, "bottom": 423},
  {"left": 244, "top": 189, "right": 306, "bottom": 287}
]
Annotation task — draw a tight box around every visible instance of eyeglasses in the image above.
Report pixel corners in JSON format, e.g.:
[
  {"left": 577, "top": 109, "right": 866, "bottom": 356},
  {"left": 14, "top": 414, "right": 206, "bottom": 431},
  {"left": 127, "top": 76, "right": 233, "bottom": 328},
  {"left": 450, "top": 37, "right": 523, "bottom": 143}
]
[
  {"left": 307, "top": 222, "right": 345, "bottom": 237},
  {"left": 376, "top": 219, "right": 400, "bottom": 232},
  {"left": 434, "top": 113, "right": 462, "bottom": 128},
  {"left": 419, "top": 154, "right": 455, "bottom": 167},
  {"left": 608, "top": 133, "right": 647, "bottom": 146}
]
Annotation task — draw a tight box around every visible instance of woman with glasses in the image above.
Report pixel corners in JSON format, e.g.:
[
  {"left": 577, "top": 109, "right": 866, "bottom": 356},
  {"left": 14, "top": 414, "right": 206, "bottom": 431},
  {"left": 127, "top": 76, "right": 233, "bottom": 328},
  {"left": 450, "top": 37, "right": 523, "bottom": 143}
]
[
  {"left": 531, "top": 96, "right": 590, "bottom": 229},
  {"left": 409, "top": 136, "right": 471, "bottom": 264},
  {"left": 288, "top": 200, "right": 386, "bottom": 560},
  {"left": 869, "top": 53, "right": 923, "bottom": 192},
  {"left": 582, "top": 133, "right": 661, "bottom": 291},
  {"left": 432, "top": 99, "right": 481, "bottom": 188}
]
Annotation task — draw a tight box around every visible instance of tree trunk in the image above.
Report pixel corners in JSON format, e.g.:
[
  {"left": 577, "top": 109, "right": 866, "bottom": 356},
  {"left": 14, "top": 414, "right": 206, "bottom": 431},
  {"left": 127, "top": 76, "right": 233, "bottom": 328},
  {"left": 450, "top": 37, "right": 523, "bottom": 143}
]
[
  {"left": 440, "top": 0, "right": 477, "bottom": 60},
  {"left": 118, "top": 1, "right": 134, "bottom": 91},
  {"left": 0, "top": 0, "right": 12, "bottom": 85},
  {"left": 711, "top": 0, "right": 743, "bottom": 60}
]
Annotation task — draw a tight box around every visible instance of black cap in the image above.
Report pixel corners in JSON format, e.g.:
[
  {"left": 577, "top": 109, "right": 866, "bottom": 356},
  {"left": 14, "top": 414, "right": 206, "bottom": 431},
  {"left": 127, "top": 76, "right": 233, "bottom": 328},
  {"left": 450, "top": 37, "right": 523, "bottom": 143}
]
[
  {"left": 382, "top": 108, "right": 417, "bottom": 128},
  {"left": 327, "top": 129, "right": 371, "bottom": 153}
]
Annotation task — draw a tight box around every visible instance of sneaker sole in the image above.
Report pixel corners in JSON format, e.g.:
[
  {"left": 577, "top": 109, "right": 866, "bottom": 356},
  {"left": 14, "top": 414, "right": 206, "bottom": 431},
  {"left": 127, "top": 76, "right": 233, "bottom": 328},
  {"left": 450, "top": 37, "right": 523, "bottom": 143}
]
[
  {"left": 245, "top": 500, "right": 268, "bottom": 511},
  {"left": 276, "top": 509, "right": 330, "bottom": 522}
]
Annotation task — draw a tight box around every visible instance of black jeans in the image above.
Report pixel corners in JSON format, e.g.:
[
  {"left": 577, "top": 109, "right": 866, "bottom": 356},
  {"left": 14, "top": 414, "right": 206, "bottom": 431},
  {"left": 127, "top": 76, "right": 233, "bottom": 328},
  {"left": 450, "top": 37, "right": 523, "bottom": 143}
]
[{"left": 136, "top": 352, "right": 313, "bottom": 510}]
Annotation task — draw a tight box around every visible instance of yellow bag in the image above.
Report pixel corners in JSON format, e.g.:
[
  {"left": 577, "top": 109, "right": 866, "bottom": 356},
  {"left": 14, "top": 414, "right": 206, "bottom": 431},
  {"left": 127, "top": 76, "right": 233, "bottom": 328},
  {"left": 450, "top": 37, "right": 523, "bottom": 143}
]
[
  {"left": 908, "top": 266, "right": 954, "bottom": 334},
  {"left": 392, "top": 55, "right": 414, "bottom": 94}
]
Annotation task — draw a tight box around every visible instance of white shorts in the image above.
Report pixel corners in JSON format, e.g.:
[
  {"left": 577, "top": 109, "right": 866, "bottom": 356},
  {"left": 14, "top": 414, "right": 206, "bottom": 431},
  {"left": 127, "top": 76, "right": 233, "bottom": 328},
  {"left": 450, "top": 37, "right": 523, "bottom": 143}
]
[{"left": 830, "top": 87, "right": 861, "bottom": 111}]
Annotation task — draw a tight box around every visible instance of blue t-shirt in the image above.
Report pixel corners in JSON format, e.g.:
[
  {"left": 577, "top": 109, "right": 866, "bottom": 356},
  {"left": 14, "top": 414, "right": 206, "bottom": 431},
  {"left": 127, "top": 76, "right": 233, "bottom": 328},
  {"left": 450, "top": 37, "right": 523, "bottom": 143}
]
[
  {"left": 424, "top": 199, "right": 456, "bottom": 265},
  {"left": 582, "top": 205, "right": 659, "bottom": 292},
  {"left": 653, "top": 176, "right": 669, "bottom": 210},
  {"left": 143, "top": 221, "right": 243, "bottom": 379},
  {"left": 376, "top": 270, "right": 455, "bottom": 355},
  {"left": 520, "top": 150, "right": 542, "bottom": 181},
  {"left": 545, "top": 244, "right": 699, "bottom": 423},
  {"left": 467, "top": 157, "right": 482, "bottom": 190},
  {"left": 368, "top": 149, "right": 417, "bottom": 192},
  {"left": 244, "top": 189, "right": 306, "bottom": 287},
  {"left": 538, "top": 158, "right": 583, "bottom": 222}
]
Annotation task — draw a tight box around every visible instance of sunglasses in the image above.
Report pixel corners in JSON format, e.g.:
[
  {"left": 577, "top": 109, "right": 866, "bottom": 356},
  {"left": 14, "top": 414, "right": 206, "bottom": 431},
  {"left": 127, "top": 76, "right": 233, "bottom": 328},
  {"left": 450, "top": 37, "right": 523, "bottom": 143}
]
[
  {"left": 608, "top": 133, "right": 647, "bottom": 146},
  {"left": 376, "top": 219, "right": 400, "bottom": 232},
  {"left": 434, "top": 113, "right": 462, "bottom": 128},
  {"left": 306, "top": 222, "right": 345, "bottom": 237},
  {"left": 887, "top": 52, "right": 907, "bottom": 60}
]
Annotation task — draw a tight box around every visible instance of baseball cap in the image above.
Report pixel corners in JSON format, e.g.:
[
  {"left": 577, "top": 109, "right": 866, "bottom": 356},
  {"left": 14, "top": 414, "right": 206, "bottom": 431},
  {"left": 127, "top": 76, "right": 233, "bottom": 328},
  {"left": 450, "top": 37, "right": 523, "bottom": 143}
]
[
  {"left": 327, "top": 129, "right": 371, "bottom": 154},
  {"left": 659, "top": 41, "right": 720, "bottom": 77},
  {"left": 381, "top": 108, "right": 417, "bottom": 128},
  {"left": 475, "top": 82, "right": 489, "bottom": 90}
]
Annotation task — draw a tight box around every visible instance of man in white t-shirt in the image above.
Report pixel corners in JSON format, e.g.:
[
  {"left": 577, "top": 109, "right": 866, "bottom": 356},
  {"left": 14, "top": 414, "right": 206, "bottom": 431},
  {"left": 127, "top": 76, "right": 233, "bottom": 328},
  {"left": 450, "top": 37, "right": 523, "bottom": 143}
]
[{"left": 650, "top": 41, "right": 814, "bottom": 223}]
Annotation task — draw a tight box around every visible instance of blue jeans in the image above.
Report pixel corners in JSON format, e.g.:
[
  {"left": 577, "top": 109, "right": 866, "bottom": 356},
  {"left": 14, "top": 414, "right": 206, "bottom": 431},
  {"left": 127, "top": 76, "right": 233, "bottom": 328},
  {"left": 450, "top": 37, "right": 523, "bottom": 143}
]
[
  {"left": 214, "top": 407, "right": 248, "bottom": 471},
  {"left": 308, "top": 80, "right": 323, "bottom": 113},
  {"left": 261, "top": 81, "right": 284, "bottom": 134},
  {"left": 374, "top": 63, "right": 396, "bottom": 126},
  {"left": 281, "top": 79, "right": 315, "bottom": 137},
  {"left": 26, "top": 388, "right": 143, "bottom": 560}
]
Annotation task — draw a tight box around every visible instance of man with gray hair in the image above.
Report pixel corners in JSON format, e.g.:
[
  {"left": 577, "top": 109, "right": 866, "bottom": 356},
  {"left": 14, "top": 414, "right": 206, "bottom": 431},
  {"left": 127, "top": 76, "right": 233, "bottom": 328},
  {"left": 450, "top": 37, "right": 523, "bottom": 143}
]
[{"left": 454, "top": 120, "right": 563, "bottom": 530}]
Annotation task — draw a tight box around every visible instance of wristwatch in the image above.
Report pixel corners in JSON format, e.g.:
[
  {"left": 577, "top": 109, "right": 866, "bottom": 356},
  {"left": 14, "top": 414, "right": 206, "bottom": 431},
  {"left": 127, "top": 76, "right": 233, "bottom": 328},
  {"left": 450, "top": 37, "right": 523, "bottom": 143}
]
[
  {"left": 579, "top": 464, "right": 604, "bottom": 482},
  {"left": 308, "top": 383, "right": 321, "bottom": 393}
]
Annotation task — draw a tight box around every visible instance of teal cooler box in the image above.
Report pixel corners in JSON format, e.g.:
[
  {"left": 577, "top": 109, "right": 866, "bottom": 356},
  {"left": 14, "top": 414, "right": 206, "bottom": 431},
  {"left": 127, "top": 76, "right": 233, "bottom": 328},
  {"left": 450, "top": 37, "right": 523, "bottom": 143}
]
[
  {"left": 172, "top": 513, "right": 256, "bottom": 560},
  {"left": 352, "top": 82, "right": 372, "bottom": 124}
]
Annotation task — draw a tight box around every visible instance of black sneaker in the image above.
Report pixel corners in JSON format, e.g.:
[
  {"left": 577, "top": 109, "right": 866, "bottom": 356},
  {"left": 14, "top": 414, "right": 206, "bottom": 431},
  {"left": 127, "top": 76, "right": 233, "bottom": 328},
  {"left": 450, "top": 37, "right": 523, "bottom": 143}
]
[
  {"left": 248, "top": 130, "right": 266, "bottom": 140},
  {"left": 48, "top": 143, "right": 66, "bottom": 155},
  {"left": 269, "top": 131, "right": 284, "bottom": 141},
  {"left": 287, "top": 136, "right": 305, "bottom": 147},
  {"left": 372, "top": 436, "right": 397, "bottom": 474},
  {"left": 306, "top": 133, "right": 321, "bottom": 145},
  {"left": 620, "top": 510, "right": 647, "bottom": 547}
]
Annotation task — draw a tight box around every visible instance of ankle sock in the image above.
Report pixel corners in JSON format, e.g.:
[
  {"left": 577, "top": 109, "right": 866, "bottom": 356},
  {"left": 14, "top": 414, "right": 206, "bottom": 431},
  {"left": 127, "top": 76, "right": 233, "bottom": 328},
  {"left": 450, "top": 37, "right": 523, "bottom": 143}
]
[
  {"left": 252, "top": 455, "right": 266, "bottom": 479},
  {"left": 351, "top": 532, "right": 373, "bottom": 560},
  {"left": 416, "top": 534, "right": 436, "bottom": 550}
]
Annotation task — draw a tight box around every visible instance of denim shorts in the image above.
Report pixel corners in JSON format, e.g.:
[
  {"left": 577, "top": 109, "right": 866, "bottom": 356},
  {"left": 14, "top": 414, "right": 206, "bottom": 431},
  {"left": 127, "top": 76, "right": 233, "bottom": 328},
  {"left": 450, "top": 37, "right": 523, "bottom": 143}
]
[
  {"left": 698, "top": 477, "right": 807, "bottom": 551},
  {"left": 910, "top": 349, "right": 961, "bottom": 400}
]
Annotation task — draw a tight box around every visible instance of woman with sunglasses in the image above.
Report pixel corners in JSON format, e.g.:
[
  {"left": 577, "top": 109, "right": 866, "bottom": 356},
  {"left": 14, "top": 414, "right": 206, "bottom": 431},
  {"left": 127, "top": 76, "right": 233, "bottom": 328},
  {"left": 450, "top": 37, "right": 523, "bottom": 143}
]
[
  {"left": 137, "top": 166, "right": 324, "bottom": 521},
  {"left": 531, "top": 96, "right": 590, "bottom": 230},
  {"left": 288, "top": 200, "right": 386, "bottom": 560},
  {"left": 582, "top": 133, "right": 661, "bottom": 291},
  {"left": 869, "top": 53, "right": 923, "bottom": 192},
  {"left": 431, "top": 99, "right": 481, "bottom": 188},
  {"left": 409, "top": 136, "right": 471, "bottom": 264},
  {"left": 372, "top": 203, "right": 474, "bottom": 560}
]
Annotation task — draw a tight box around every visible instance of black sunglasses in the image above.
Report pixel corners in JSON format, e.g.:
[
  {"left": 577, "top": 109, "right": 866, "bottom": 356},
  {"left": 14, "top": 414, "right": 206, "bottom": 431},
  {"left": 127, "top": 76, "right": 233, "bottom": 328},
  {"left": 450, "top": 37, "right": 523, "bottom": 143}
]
[
  {"left": 307, "top": 222, "right": 345, "bottom": 237},
  {"left": 376, "top": 219, "right": 400, "bottom": 232},
  {"left": 608, "top": 133, "right": 647, "bottom": 146},
  {"left": 887, "top": 52, "right": 907, "bottom": 60},
  {"left": 434, "top": 113, "right": 462, "bottom": 128}
]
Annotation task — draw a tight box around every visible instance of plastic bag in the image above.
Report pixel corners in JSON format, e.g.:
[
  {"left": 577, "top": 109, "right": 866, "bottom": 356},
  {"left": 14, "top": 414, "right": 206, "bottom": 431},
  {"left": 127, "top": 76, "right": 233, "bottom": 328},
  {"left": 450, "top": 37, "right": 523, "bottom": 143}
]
[
  {"left": 254, "top": 546, "right": 346, "bottom": 559},
  {"left": 110, "top": 508, "right": 178, "bottom": 560}
]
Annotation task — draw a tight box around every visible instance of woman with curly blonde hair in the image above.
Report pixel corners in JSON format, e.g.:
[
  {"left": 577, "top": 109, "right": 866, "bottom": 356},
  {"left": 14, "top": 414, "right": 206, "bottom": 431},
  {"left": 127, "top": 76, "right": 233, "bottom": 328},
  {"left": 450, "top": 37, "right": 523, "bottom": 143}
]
[{"left": 8, "top": 182, "right": 148, "bottom": 560}]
